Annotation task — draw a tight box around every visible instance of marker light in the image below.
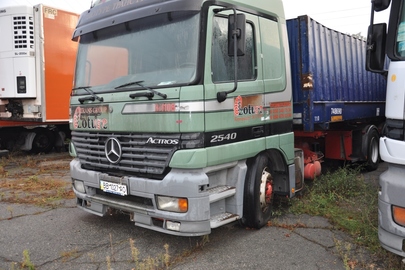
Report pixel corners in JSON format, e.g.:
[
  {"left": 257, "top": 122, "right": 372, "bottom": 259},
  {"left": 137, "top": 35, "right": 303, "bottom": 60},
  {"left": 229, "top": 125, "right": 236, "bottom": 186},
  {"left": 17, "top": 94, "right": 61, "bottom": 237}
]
[
  {"left": 69, "top": 141, "right": 77, "bottom": 157},
  {"left": 157, "top": 196, "right": 188, "bottom": 213},
  {"left": 393, "top": 205, "right": 405, "bottom": 227}
]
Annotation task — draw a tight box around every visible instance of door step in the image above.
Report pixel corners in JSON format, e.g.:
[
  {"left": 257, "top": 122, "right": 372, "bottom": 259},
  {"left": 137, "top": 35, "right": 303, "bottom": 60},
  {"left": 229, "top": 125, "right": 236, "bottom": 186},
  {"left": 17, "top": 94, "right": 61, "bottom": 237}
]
[
  {"left": 210, "top": 212, "right": 239, "bottom": 228},
  {"left": 207, "top": 185, "right": 236, "bottom": 203}
]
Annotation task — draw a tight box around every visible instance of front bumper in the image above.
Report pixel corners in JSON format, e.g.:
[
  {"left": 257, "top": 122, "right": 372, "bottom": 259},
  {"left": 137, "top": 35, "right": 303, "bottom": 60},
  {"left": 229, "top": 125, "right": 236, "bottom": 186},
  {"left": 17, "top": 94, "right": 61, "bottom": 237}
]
[
  {"left": 378, "top": 164, "right": 405, "bottom": 257},
  {"left": 70, "top": 158, "right": 212, "bottom": 236}
]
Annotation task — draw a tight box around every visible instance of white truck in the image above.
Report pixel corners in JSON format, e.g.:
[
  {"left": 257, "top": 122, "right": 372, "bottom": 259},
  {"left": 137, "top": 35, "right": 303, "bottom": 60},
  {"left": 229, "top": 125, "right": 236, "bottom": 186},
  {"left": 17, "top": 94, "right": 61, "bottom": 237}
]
[{"left": 366, "top": 0, "right": 405, "bottom": 257}]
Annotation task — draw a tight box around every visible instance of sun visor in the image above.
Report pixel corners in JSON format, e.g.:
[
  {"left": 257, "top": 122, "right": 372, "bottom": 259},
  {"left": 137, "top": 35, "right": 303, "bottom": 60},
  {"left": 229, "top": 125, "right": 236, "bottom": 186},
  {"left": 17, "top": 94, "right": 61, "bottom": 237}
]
[{"left": 72, "top": 0, "right": 203, "bottom": 39}]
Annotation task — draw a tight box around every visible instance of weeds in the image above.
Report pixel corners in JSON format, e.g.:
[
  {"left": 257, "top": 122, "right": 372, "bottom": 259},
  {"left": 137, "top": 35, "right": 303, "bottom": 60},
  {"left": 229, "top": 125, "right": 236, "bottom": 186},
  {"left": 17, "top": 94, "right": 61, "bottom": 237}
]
[
  {"left": 289, "top": 165, "right": 402, "bottom": 268},
  {"left": 106, "top": 256, "right": 112, "bottom": 270},
  {"left": 127, "top": 238, "right": 171, "bottom": 270},
  {"left": 60, "top": 249, "right": 79, "bottom": 262},
  {"left": 0, "top": 152, "right": 73, "bottom": 208},
  {"left": 0, "top": 175, "right": 74, "bottom": 207},
  {"left": 163, "top": 243, "right": 170, "bottom": 268},
  {"left": 0, "top": 152, "right": 70, "bottom": 178},
  {"left": 130, "top": 238, "right": 140, "bottom": 267},
  {"left": 109, "top": 233, "right": 115, "bottom": 262},
  {"left": 6, "top": 205, "right": 14, "bottom": 218},
  {"left": 290, "top": 167, "right": 376, "bottom": 247},
  {"left": 21, "top": 250, "right": 35, "bottom": 270}
]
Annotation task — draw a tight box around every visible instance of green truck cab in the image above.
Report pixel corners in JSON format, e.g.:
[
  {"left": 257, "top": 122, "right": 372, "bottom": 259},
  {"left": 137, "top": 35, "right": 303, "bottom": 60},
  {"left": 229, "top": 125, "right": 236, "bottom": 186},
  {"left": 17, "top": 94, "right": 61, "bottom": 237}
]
[{"left": 69, "top": 0, "right": 300, "bottom": 236}]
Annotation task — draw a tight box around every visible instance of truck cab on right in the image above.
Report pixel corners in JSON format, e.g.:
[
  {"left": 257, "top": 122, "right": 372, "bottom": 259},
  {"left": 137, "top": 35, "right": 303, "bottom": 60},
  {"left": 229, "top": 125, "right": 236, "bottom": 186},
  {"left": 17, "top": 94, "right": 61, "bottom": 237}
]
[{"left": 367, "top": 0, "right": 405, "bottom": 257}]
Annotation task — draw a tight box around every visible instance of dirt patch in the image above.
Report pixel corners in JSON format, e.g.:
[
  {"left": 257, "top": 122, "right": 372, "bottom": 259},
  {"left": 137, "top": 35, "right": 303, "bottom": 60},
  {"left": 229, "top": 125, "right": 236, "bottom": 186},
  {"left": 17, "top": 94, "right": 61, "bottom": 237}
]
[{"left": 0, "top": 152, "right": 73, "bottom": 208}]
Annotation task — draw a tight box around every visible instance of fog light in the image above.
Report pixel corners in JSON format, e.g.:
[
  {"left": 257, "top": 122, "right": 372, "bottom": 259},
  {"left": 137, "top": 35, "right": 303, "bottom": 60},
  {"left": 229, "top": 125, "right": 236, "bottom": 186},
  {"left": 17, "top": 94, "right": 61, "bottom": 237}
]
[
  {"left": 157, "top": 196, "right": 188, "bottom": 213},
  {"left": 393, "top": 205, "right": 405, "bottom": 227},
  {"left": 166, "top": 221, "right": 181, "bottom": 231},
  {"left": 74, "top": 180, "right": 85, "bottom": 193}
]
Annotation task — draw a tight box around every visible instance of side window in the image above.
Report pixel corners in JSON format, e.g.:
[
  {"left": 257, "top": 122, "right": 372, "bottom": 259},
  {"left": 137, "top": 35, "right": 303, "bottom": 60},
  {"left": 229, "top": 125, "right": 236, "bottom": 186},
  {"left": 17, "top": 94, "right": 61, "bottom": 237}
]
[
  {"left": 261, "top": 18, "right": 283, "bottom": 79},
  {"left": 211, "top": 16, "right": 256, "bottom": 82}
]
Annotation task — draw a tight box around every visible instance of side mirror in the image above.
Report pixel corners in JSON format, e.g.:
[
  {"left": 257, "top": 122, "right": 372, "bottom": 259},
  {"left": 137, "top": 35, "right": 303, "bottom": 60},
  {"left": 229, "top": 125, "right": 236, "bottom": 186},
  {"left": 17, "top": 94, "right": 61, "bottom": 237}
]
[
  {"left": 227, "top": 13, "right": 246, "bottom": 56},
  {"left": 216, "top": 11, "right": 246, "bottom": 102},
  {"left": 374, "top": 0, "right": 391, "bottom": 11},
  {"left": 366, "top": 23, "right": 387, "bottom": 73}
]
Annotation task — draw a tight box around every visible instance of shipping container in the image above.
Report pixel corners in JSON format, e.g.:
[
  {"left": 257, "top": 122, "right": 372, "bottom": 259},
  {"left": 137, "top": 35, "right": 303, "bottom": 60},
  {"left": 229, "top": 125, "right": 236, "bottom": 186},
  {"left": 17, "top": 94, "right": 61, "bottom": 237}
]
[{"left": 287, "top": 15, "right": 386, "bottom": 132}]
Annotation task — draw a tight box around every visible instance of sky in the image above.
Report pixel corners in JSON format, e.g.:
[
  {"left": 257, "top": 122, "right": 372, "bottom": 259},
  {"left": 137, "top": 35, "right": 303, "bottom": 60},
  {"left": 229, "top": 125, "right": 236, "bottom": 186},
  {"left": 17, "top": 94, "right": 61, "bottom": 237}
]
[
  {"left": 0, "top": 0, "right": 390, "bottom": 36},
  {"left": 283, "top": 0, "right": 390, "bottom": 37}
]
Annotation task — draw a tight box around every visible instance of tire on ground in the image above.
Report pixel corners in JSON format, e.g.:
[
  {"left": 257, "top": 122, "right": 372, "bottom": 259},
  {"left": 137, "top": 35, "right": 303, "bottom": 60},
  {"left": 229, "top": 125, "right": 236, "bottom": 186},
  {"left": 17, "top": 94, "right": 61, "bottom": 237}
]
[
  {"left": 365, "top": 128, "right": 380, "bottom": 171},
  {"left": 31, "top": 128, "right": 56, "bottom": 153},
  {"left": 241, "top": 153, "right": 274, "bottom": 229}
]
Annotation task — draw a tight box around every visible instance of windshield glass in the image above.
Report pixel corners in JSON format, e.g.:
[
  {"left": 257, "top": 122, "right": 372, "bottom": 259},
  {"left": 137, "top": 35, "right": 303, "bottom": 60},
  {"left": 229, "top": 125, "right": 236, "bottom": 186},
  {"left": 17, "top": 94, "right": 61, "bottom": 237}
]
[{"left": 73, "top": 11, "right": 200, "bottom": 92}]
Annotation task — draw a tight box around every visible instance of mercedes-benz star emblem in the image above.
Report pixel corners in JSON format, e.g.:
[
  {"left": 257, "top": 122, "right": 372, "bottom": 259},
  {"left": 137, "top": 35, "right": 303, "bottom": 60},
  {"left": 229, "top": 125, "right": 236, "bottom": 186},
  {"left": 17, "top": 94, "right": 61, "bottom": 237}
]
[{"left": 105, "top": 138, "right": 122, "bottom": 164}]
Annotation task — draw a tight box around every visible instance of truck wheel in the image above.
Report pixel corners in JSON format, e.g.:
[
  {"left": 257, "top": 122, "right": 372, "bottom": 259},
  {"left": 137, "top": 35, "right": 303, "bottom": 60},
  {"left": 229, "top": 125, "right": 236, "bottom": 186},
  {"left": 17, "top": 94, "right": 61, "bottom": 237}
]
[
  {"left": 31, "top": 128, "right": 55, "bottom": 153},
  {"left": 365, "top": 129, "right": 379, "bottom": 171},
  {"left": 242, "top": 153, "right": 274, "bottom": 228}
]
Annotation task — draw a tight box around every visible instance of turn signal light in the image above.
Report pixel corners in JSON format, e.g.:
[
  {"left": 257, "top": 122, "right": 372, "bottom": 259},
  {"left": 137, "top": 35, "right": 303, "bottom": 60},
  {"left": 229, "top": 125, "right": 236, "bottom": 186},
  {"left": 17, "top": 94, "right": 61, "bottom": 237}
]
[
  {"left": 393, "top": 205, "right": 405, "bottom": 227},
  {"left": 157, "top": 196, "right": 188, "bottom": 213}
]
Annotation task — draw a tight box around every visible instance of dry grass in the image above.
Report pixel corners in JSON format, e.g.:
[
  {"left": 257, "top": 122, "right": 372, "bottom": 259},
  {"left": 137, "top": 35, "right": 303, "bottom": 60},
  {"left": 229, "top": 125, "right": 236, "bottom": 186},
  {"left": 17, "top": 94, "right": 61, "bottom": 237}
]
[
  {"left": 0, "top": 176, "right": 74, "bottom": 207},
  {"left": 0, "top": 152, "right": 73, "bottom": 208},
  {"left": 289, "top": 165, "right": 403, "bottom": 269}
]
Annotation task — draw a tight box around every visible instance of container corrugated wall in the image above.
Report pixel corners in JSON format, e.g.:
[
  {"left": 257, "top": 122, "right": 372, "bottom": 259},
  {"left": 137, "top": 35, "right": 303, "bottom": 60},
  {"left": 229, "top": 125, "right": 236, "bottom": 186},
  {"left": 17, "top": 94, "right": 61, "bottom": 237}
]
[{"left": 287, "top": 15, "right": 387, "bottom": 132}]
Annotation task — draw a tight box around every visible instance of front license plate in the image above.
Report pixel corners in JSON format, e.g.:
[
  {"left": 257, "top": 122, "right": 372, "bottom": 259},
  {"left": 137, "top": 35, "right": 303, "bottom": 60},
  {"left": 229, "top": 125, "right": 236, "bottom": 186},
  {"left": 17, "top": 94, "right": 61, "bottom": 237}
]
[{"left": 100, "top": 180, "right": 128, "bottom": 196}]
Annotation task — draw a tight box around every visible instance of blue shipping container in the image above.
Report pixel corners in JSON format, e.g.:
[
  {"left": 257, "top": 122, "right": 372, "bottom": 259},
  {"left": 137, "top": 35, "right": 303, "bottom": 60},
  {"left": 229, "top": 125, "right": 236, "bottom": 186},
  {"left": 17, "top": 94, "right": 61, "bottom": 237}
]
[{"left": 287, "top": 15, "right": 387, "bottom": 132}]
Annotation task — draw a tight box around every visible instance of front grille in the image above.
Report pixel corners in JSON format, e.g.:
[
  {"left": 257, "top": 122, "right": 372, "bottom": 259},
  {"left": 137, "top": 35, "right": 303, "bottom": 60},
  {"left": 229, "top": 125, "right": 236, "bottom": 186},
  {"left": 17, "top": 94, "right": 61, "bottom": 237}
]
[{"left": 72, "top": 131, "right": 181, "bottom": 178}]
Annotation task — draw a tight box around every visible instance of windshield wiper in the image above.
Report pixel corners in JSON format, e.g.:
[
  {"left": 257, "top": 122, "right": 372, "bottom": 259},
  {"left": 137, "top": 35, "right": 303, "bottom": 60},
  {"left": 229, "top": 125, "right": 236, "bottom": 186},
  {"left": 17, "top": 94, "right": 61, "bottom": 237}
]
[
  {"left": 115, "top": 80, "right": 167, "bottom": 99},
  {"left": 115, "top": 81, "right": 143, "bottom": 89},
  {"left": 74, "top": 86, "right": 104, "bottom": 104}
]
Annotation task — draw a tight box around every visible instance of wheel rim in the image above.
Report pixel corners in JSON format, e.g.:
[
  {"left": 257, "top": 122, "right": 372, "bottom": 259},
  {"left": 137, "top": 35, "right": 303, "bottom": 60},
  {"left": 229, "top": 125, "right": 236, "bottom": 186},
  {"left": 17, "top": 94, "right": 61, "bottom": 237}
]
[
  {"left": 369, "top": 137, "right": 379, "bottom": 163},
  {"left": 34, "top": 134, "right": 51, "bottom": 150},
  {"left": 259, "top": 167, "right": 273, "bottom": 213}
]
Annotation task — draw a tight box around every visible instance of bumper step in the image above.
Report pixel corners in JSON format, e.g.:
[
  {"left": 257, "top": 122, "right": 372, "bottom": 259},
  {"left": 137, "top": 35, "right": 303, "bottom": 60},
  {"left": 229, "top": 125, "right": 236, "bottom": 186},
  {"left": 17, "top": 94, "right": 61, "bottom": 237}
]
[
  {"left": 207, "top": 185, "right": 236, "bottom": 203},
  {"left": 210, "top": 212, "right": 239, "bottom": 228}
]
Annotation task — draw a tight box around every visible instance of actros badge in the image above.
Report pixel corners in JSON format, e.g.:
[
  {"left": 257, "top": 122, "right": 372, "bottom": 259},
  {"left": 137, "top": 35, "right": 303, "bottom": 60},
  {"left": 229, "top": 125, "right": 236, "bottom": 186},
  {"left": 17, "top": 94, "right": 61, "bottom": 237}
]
[{"left": 105, "top": 138, "right": 122, "bottom": 164}]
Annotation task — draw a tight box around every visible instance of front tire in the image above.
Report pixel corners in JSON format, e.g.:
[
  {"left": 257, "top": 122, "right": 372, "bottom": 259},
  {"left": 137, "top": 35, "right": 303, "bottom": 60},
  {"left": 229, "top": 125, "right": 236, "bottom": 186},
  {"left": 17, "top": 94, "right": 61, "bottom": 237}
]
[
  {"left": 365, "top": 129, "right": 379, "bottom": 171},
  {"left": 242, "top": 153, "right": 274, "bottom": 229}
]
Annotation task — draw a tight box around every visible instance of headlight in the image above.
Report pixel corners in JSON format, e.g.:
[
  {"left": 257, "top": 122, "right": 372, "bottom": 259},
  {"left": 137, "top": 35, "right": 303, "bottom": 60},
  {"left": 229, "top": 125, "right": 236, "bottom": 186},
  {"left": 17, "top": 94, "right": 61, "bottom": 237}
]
[
  {"left": 393, "top": 205, "right": 405, "bottom": 227},
  {"left": 74, "top": 180, "right": 85, "bottom": 193},
  {"left": 156, "top": 196, "right": 188, "bottom": 213}
]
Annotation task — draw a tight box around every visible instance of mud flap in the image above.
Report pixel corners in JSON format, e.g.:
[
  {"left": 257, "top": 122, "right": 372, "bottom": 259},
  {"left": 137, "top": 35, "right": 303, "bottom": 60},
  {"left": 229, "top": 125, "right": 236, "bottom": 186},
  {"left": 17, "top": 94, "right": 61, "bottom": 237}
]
[{"left": 19, "top": 132, "right": 36, "bottom": 151}]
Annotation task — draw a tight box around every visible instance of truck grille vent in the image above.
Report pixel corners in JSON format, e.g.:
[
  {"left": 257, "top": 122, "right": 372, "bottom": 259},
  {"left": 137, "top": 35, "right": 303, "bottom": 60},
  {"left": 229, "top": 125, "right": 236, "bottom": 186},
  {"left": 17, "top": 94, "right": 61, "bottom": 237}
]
[
  {"left": 72, "top": 131, "right": 182, "bottom": 179},
  {"left": 13, "top": 16, "right": 34, "bottom": 49}
]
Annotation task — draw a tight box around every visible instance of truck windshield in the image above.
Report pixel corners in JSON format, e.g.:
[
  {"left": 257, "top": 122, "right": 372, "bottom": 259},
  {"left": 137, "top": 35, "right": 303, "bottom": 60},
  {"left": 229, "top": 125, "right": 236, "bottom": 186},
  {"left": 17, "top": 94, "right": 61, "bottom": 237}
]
[
  {"left": 396, "top": 4, "right": 405, "bottom": 58},
  {"left": 73, "top": 11, "right": 200, "bottom": 92}
]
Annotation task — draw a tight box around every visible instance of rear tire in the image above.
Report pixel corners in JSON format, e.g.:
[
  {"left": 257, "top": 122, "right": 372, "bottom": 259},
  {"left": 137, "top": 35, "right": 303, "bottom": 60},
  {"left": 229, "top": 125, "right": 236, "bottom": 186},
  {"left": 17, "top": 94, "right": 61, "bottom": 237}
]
[
  {"left": 31, "top": 128, "right": 55, "bottom": 153},
  {"left": 242, "top": 153, "right": 274, "bottom": 229}
]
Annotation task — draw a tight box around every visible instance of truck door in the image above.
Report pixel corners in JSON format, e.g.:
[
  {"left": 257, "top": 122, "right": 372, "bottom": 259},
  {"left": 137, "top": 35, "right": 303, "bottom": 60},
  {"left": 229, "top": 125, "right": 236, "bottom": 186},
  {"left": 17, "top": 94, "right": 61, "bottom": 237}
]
[
  {"left": 204, "top": 8, "right": 265, "bottom": 156},
  {"left": 259, "top": 17, "right": 293, "bottom": 151},
  {"left": 259, "top": 17, "right": 288, "bottom": 96}
]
